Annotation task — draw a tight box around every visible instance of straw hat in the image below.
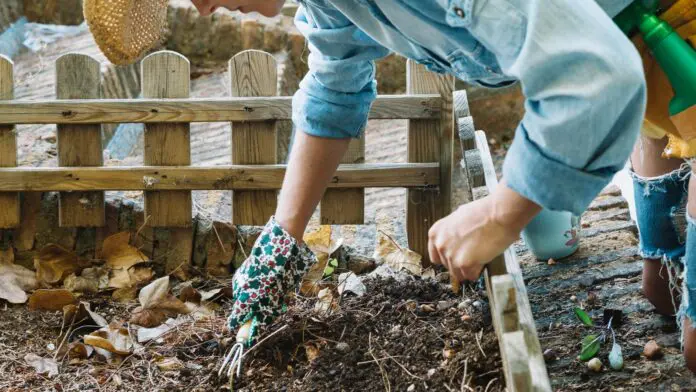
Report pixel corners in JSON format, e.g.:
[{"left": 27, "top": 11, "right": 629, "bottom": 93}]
[{"left": 84, "top": 0, "right": 169, "bottom": 65}]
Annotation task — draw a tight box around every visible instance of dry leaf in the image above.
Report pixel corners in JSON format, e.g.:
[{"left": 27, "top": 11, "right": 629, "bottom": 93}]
[
  {"left": 62, "top": 302, "right": 108, "bottom": 329},
  {"left": 84, "top": 324, "right": 134, "bottom": 355},
  {"left": 101, "top": 232, "right": 151, "bottom": 289},
  {"left": 337, "top": 272, "right": 366, "bottom": 297},
  {"left": 178, "top": 284, "right": 201, "bottom": 305},
  {"left": 24, "top": 354, "right": 59, "bottom": 377},
  {"left": 137, "top": 317, "right": 188, "bottom": 343},
  {"left": 28, "top": 289, "right": 77, "bottom": 311},
  {"left": 34, "top": 244, "right": 85, "bottom": 285},
  {"left": 112, "top": 286, "right": 138, "bottom": 302},
  {"left": 68, "top": 342, "right": 94, "bottom": 359},
  {"left": 314, "top": 288, "right": 338, "bottom": 315},
  {"left": 0, "top": 248, "right": 38, "bottom": 304},
  {"left": 301, "top": 226, "right": 343, "bottom": 296},
  {"left": 157, "top": 357, "right": 184, "bottom": 371},
  {"left": 64, "top": 267, "right": 110, "bottom": 294},
  {"left": 130, "top": 277, "right": 191, "bottom": 328},
  {"left": 373, "top": 233, "right": 422, "bottom": 276},
  {"left": 305, "top": 343, "right": 320, "bottom": 362}
]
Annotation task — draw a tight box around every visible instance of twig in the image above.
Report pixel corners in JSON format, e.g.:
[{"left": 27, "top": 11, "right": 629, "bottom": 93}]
[
  {"left": 369, "top": 333, "right": 391, "bottom": 392},
  {"left": 484, "top": 378, "right": 498, "bottom": 392},
  {"left": 475, "top": 329, "right": 487, "bottom": 358},
  {"left": 134, "top": 215, "right": 151, "bottom": 246}
]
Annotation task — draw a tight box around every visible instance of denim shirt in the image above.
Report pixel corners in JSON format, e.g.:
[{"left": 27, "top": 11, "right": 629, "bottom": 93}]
[{"left": 292, "top": 0, "right": 647, "bottom": 215}]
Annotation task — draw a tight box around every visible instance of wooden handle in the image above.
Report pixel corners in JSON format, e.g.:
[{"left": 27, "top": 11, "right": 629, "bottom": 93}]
[{"left": 236, "top": 320, "right": 253, "bottom": 344}]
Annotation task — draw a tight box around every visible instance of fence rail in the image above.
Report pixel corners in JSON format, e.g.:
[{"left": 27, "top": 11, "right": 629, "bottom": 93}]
[{"left": 0, "top": 48, "right": 454, "bottom": 260}]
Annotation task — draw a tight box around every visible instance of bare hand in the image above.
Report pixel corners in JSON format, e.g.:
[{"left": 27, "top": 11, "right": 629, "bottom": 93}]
[{"left": 428, "top": 182, "right": 540, "bottom": 282}]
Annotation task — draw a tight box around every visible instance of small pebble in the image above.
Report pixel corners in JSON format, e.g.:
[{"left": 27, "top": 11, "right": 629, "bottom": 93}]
[
  {"left": 405, "top": 301, "right": 417, "bottom": 311},
  {"left": 643, "top": 340, "right": 663, "bottom": 360},
  {"left": 547, "top": 258, "right": 556, "bottom": 266},
  {"left": 437, "top": 301, "right": 452, "bottom": 311},
  {"left": 407, "top": 384, "right": 416, "bottom": 392},
  {"left": 442, "top": 348, "right": 455, "bottom": 359},
  {"left": 472, "top": 300, "right": 483, "bottom": 310},
  {"left": 47, "top": 343, "right": 55, "bottom": 351},
  {"left": 543, "top": 348, "right": 557, "bottom": 361},
  {"left": 461, "top": 314, "right": 472, "bottom": 322},
  {"left": 427, "top": 368, "right": 436, "bottom": 378},
  {"left": 587, "top": 358, "right": 603, "bottom": 372},
  {"left": 570, "top": 295, "right": 577, "bottom": 302},
  {"left": 336, "top": 342, "right": 350, "bottom": 353},
  {"left": 457, "top": 302, "right": 468, "bottom": 310}
]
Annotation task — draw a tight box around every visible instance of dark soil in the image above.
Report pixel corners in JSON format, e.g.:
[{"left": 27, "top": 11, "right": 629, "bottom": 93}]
[
  {"left": 235, "top": 278, "right": 502, "bottom": 392},
  {"left": 0, "top": 276, "right": 502, "bottom": 392}
]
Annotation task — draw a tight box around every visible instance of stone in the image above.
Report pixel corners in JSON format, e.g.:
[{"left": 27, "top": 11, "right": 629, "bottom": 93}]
[
  {"left": 587, "top": 358, "right": 603, "bottom": 372},
  {"left": 643, "top": 340, "right": 663, "bottom": 360}
]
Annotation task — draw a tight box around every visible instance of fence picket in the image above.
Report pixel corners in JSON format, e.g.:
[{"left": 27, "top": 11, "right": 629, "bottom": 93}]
[{"left": 0, "top": 55, "right": 18, "bottom": 229}]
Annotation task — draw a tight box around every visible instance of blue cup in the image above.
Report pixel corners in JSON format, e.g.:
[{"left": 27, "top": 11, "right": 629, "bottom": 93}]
[{"left": 521, "top": 209, "right": 581, "bottom": 260}]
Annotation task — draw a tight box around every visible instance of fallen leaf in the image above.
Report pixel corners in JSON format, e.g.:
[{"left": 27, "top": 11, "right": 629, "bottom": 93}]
[
  {"left": 130, "top": 277, "right": 191, "bottom": 328},
  {"left": 373, "top": 233, "right": 422, "bottom": 276},
  {"left": 68, "top": 342, "right": 94, "bottom": 359},
  {"left": 574, "top": 307, "right": 594, "bottom": 327},
  {"left": 24, "top": 354, "right": 58, "bottom": 377},
  {"left": 337, "top": 272, "right": 366, "bottom": 297},
  {"left": 579, "top": 334, "right": 601, "bottom": 361},
  {"left": 0, "top": 248, "right": 38, "bottom": 303},
  {"left": 84, "top": 324, "right": 134, "bottom": 355},
  {"left": 302, "top": 226, "right": 343, "bottom": 296},
  {"left": 609, "top": 342, "right": 623, "bottom": 370},
  {"left": 112, "top": 287, "right": 138, "bottom": 302},
  {"left": 314, "top": 288, "right": 338, "bottom": 316},
  {"left": 62, "top": 302, "right": 108, "bottom": 329},
  {"left": 199, "top": 288, "right": 227, "bottom": 302},
  {"left": 156, "top": 357, "right": 183, "bottom": 371},
  {"left": 178, "top": 284, "right": 201, "bottom": 305},
  {"left": 101, "top": 232, "right": 151, "bottom": 289},
  {"left": 137, "top": 317, "right": 188, "bottom": 343},
  {"left": 34, "top": 244, "right": 86, "bottom": 285},
  {"left": 28, "top": 289, "right": 77, "bottom": 311},
  {"left": 305, "top": 343, "right": 320, "bottom": 362},
  {"left": 64, "top": 267, "right": 110, "bottom": 294}
]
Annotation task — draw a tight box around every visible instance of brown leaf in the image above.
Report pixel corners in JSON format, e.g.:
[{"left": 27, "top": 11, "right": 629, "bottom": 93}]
[
  {"left": 68, "top": 342, "right": 94, "bottom": 360},
  {"left": 305, "top": 343, "right": 320, "bottom": 363},
  {"left": 83, "top": 324, "right": 134, "bottom": 355},
  {"left": 64, "top": 267, "right": 110, "bottom": 294},
  {"left": 301, "top": 226, "right": 340, "bottom": 296},
  {"left": 0, "top": 249, "right": 38, "bottom": 304},
  {"left": 179, "top": 284, "right": 201, "bottom": 305},
  {"left": 129, "top": 277, "right": 190, "bottom": 327},
  {"left": 314, "top": 288, "right": 339, "bottom": 316},
  {"left": 62, "top": 302, "right": 108, "bottom": 329},
  {"left": 373, "top": 233, "right": 422, "bottom": 276},
  {"left": 130, "top": 308, "right": 170, "bottom": 328},
  {"left": 101, "top": 232, "right": 151, "bottom": 289},
  {"left": 34, "top": 244, "right": 86, "bottom": 285},
  {"left": 112, "top": 286, "right": 138, "bottom": 302},
  {"left": 156, "top": 357, "right": 184, "bottom": 371},
  {"left": 28, "top": 289, "right": 77, "bottom": 311}
]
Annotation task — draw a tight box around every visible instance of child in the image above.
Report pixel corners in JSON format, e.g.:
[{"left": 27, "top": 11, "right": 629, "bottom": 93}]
[
  {"left": 87, "top": 0, "right": 662, "bottom": 363},
  {"left": 627, "top": 0, "right": 696, "bottom": 371}
]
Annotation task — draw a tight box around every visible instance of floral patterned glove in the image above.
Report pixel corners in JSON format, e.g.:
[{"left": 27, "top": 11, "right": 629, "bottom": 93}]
[{"left": 227, "top": 217, "right": 317, "bottom": 346}]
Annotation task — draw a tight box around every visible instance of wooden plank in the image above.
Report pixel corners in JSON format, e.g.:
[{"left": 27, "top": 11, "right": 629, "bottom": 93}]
[
  {"left": 0, "top": 163, "right": 439, "bottom": 191},
  {"left": 464, "top": 149, "right": 485, "bottom": 188},
  {"left": 0, "top": 55, "right": 19, "bottom": 229},
  {"left": 503, "top": 331, "right": 533, "bottom": 392},
  {"left": 321, "top": 137, "right": 365, "bottom": 224},
  {"left": 471, "top": 130, "right": 551, "bottom": 392},
  {"left": 406, "top": 60, "right": 454, "bottom": 268},
  {"left": 229, "top": 50, "right": 278, "bottom": 226},
  {"left": 141, "top": 51, "right": 192, "bottom": 228},
  {"left": 0, "top": 95, "right": 441, "bottom": 124},
  {"left": 56, "top": 53, "right": 105, "bottom": 227}
]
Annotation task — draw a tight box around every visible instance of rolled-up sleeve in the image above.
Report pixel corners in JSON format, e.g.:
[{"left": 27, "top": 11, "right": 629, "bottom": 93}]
[
  {"left": 293, "top": 3, "right": 391, "bottom": 139},
  {"left": 462, "top": 0, "right": 646, "bottom": 215}
]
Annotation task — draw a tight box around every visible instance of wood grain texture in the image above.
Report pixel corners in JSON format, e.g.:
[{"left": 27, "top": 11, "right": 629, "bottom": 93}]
[
  {"left": 0, "top": 55, "right": 19, "bottom": 228},
  {"left": 0, "top": 95, "right": 441, "bottom": 124},
  {"left": 406, "top": 60, "right": 454, "bottom": 267},
  {"left": 229, "top": 50, "right": 278, "bottom": 225},
  {"left": 503, "top": 331, "right": 533, "bottom": 392},
  {"left": 471, "top": 131, "right": 551, "bottom": 392},
  {"left": 0, "top": 163, "right": 439, "bottom": 192},
  {"left": 321, "top": 136, "right": 365, "bottom": 225},
  {"left": 141, "top": 51, "right": 192, "bottom": 227},
  {"left": 56, "top": 53, "right": 105, "bottom": 227}
]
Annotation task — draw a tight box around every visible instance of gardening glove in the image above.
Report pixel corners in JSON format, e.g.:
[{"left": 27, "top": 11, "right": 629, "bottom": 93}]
[{"left": 227, "top": 216, "right": 317, "bottom": 346}]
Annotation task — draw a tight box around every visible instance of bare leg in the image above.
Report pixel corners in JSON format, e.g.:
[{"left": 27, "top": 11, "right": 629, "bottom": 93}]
[
  {"left": 275, "top": 131, "right": 351, "bottom": 240},
  {"left": 631, "top": 135, "right": 684, "bottom": 316}
]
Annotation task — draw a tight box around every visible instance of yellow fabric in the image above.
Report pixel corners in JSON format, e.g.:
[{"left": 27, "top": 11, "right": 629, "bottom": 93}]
[{"left": 636, "top": 0, "right": 696, "bottom": 158}]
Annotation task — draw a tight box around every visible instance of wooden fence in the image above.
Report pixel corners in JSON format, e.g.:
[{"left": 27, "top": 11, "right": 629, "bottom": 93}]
[{"left": 0, "top": 49, "right": 453, "bottom": 267}]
